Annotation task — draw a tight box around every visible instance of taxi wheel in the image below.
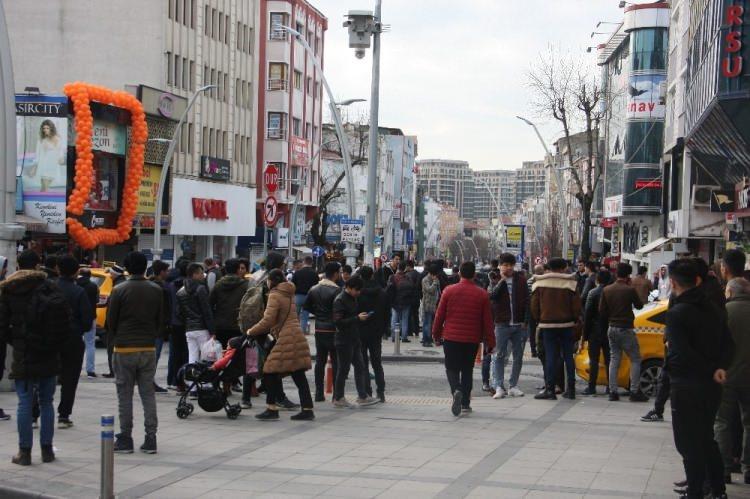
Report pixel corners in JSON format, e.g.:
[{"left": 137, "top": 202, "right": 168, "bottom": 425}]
[{"left": 639, "top": 359, "right": 662, "bottom": 397}]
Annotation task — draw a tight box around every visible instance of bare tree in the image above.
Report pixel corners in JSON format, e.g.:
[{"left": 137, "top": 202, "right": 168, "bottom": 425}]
[
  {"left": 310, "top": 118, "right": 369, "bottom": 247},
  {"left": 528, "top": 47, "right": 603, "bottom": 261},
  {"left": 539, "top": 209, "right": 563, "bottom": 262}
]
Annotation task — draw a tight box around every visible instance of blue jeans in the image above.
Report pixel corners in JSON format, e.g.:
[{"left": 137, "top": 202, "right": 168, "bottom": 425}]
[
  {"left": 155, "top": 337, "right": 164, "bottom": 365},
  {"left": 16, "top": 377, "right": 56, "bottom": 449},
  {"left": 295, "top": 294, "right": 310, "bottom": 333},
  {"left": 421, "top": 310, "right": 435, "bottom": 343},
  {"left": 493, "top": 324, "right": 527, "bottom": 389},
  {"left": 541, "top": 328, "right": 575, "bottom": 391},
  {"left": 391, "top": 307, "right": 410, "bottom": 340},
  {"left": 83, "top": 319, "right": 96, "bottom": 374}
]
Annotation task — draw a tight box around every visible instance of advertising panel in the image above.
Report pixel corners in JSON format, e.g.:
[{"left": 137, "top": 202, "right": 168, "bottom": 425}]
[
  {"left": 626, "top": 74, "right": 666, "bottom": 119},
  {"left": 291, "top": 137, "right": 309, "bottom": 166},
  {"left": 16, "top": 94, "right": 68, "bottom": 233},
  {"left": 85, "top": 153, "right": 119, "bottom": 212},
  {"left": 200, "top": 156, "right": 230, "bottom": 181},
  {"left": 138, "top": 164, "right": 162, "bottom": 214},
  {"left": 340, "top": 218, "right": 364, "bottom": 244},
  {"left": 505, "top": 224, "right": 525, "bottom": 263}
]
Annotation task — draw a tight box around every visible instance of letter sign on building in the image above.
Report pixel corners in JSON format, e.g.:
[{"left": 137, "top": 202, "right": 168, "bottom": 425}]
[
  {"left": 723, "top": 3, "right": 744, "bottom": 78},
  {"left": 191, "top": 198, "right": 229, "bottom": 220}
]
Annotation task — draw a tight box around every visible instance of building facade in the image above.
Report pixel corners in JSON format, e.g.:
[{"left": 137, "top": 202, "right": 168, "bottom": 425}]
[
  {"left": 515, "top": 161, "right": 547, "bottom": 209},
  {"left": 473, "top": 169, "right": 516, "bottom": 219},
  {"left": 416, "top": 159, "right": 475, "bottom": 219}
]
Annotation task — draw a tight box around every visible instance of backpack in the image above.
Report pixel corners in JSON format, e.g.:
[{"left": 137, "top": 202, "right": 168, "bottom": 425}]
[
  {"left": 24, "top": 281, "right": 71, "bottom": 352},
  {"left": 237, "top": 276, "right": 266, "bottom": 332}
]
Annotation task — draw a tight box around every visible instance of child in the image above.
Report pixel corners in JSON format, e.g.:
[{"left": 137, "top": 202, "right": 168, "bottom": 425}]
[{"left": 211, "top": 336, "right": 243, "bottom": 372}]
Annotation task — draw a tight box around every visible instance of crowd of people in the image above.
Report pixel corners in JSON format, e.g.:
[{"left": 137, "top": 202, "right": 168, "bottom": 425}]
[{"left": 0, "top": 248, "right": 746, "bottom": 499}]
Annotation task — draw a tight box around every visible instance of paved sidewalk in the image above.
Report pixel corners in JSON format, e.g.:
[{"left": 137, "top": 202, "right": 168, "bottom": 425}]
[{"left": 0, "top": 355, "right": 746, "bottom": 498}]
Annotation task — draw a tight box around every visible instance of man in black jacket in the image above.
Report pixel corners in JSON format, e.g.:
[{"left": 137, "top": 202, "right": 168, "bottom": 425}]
[
  {"left": 55, "top": 255, "right": 94, "bottom": 429},
  {"left": 358, "top": 266, "right": 388, "bottom": 402},
  {"left": 376, "top": 254, "right": 400, "bottom": 289},
  {"left": 303, "top": 262, "right": 342, "bottom": 402},
  {"left": 292, "top": 256, "right": 319, "bottom": 335},
  {"left": 77, "top": 268, "right": 99, "bottom": 378},
  {"left": 332, "top": 276, "right": 378, "bottom": 408},
  {"left": 386, "top": 262, "right": 417, "bottom": 343},
  {"left": 581, "top": 270, "right": 611, "bottom": 396},
  {"left": 108, "top": 252, "right": 164, "bottom": 455},
  {"left": 0, "top": 250, "right": 71, "bottom": 465},
  {"left": 666, "top": 259, "right": 733, "bottom": 499},
  {"left": 176, "top": 263, "right": 215, "bottom": 366}
]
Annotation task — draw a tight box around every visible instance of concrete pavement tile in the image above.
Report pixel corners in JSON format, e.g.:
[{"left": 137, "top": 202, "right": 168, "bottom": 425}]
[
  {"left": 486, "top": 473, "right": 539, "bottom": 486},
  {"left": 466, "top": 485, "right": 528, "bottom": 498},
  {"left": 290, "top": 474, "right": 347, "bottom": 486},
  {"left": 273, "top": 481, "right": 331, "bottom": 496},
  {"left": 599, "top": 462, "right": 653, "bottom": 475},
  {"left": 219, "top": 478, "right": 284, "bottom": 492},
  {"left": 362, "top": 465, "right": 417, "bottom": 476},
  {"left": 589, "top": 472, "right": 647, "bottom": 493},
  {"left": 141, "top": 485, "right": 213, "bottom": 498},
  {"left": 245, "top": 470, "right": 300, "bottom": 483},
  {"left": 324, "top": 485, "right": 381, "bottom": 498},
  {"left": 340, "top": 477, "right": 396, "bottom": 489},
  {"left": 536, "top": 470, "right": 596, "bottom": 489},
  {"left": 384, "top": 479, "right": 448, "bottom": 493},
  {"left": 524, "top": 490, "right": 584, "bottom": 498},
  {"left": 254, "top": 493, "right": 315, "bottom": 499}
]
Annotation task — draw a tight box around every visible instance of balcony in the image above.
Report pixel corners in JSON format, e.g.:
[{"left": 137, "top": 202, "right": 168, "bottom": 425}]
[
  {"left": 269, "top": 29, "right": 288, "bottom": 41},
  {"left": 267, "top": 127, "right": 288, "bottom": 140},
  {"left": 267, "top": 79, "right": 288, "bottom": 91}
]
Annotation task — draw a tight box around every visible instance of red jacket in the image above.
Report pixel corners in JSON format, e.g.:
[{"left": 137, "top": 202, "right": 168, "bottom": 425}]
[
  {"left": 432, "top": 278, "right": 495, "bottom": 348},
  {"left": 210, "top": 346, "right": 236, "bottom": 371}
]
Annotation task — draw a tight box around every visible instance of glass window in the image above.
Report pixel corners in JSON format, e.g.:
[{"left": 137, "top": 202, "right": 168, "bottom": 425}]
[
  {"left": 294, "top": 71, "right": 302, "bottom": 90},
  {"left": 625, "top": 121, "right": 664, "bottom": 165},
  {"left": 293, "top": 118, "right": 301, "bottom": 137},
  {"left": 270, "top": 13, "right": 287, "bottom": 39},
  {"left": 166, "top": 51, "right": 173, "bottom": 85},
  {"left": 631, "top": 28, "right": 669, "bottom": 71}
]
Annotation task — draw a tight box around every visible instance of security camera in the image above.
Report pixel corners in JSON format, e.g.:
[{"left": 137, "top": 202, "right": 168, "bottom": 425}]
[{"left": 355, "top": 48, "right": 366, "bottom": 59}]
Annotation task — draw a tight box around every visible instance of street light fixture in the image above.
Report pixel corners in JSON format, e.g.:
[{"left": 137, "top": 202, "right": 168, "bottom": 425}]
[{"left": 152, "top": 84, "right": 216, "bottom": 261}]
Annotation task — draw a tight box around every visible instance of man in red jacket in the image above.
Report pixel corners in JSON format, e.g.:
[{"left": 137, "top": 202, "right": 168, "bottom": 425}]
[{"left": 433, "top": 262, "right": 495, "bottom": 416}]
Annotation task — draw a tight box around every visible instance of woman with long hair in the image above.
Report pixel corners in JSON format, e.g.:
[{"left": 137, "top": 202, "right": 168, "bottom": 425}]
[
  {"left": 246, "top": 269, "right": 314, "bottom": 421},
  {"left": 30, "top": 120, "right": 66, "bottom": 192}
]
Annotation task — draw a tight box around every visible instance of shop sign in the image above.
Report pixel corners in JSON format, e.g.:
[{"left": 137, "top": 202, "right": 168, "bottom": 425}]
[
  {"left": 600, "top": 217, "right": 618, "bottom": 228},
  {"left": 722, "top": 3, "right": 745, "bottom": 78},
  {"left": 275, "top": 227, "right": 289, "bottom": 248},
  {"left": 137, "top": 85, "right": 188, "bottom": 120},
  {"left": 291, "top": 136, "right": 309, "bottom": 166},
  {"left": 192, "top": 198, "right": 228, "bottom": 220},
  {"left": 605, "top": 195, "right": 623, "bottom": 218},
  {"left": 626, "top": 74, "right": 666, "bottom": 119},
  {"left": 138, "top": 163, "right": 161, "bottom": 214},
  {"left": 200, "top": 156, "right": 230, "bottom": 181},
  {"left": 505, "top": 225, "right": 525, "bottom": 262},
  {"left": 735, "top": 179, "right": 750, "bottom": 212},
  {"left": 70, "top": 119, "right": 126, "bottom": 155},
  {"left": 15, "top": 94, "right": 69, "bottom": 234},
  {"left": 340, "top": 218, "right": 364, "bottom": 244},
  {"left": 635, "top": 179, "right": 662, "bottom": 189},
  {"left": 710, "top": 189, "right": 735, "bottom": 212},
  {"left": 611, "top": 226, "right": 620, "bottom": 256}
]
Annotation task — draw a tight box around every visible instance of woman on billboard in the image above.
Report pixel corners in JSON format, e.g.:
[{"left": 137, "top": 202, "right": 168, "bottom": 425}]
[{"left": 29, "top": 119, "right": 66, "bottom": 192}]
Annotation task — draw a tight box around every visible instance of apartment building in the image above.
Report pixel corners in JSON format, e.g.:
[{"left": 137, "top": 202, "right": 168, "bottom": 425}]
[{"left": 416, "top": 159, "right": 475, "bottom": 219}]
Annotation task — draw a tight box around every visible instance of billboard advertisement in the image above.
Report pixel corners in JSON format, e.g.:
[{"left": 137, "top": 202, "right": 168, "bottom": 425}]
[
  {"left": 626, "top": 74, "right": 666, "bottom": 120},
  {"left": 16, "top": 95, "right": 68, "bottom": 233},
  {"left": 505, "top": 224, "right": 525, "bottom": 263}
]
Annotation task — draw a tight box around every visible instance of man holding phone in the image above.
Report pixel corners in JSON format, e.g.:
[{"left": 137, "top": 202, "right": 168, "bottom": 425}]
[{"left": 358, "top": 267, "right": 388, "bottom": 402}]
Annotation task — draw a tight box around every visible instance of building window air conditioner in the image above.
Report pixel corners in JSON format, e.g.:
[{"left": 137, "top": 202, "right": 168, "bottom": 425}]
[{"left": 691, "top": 185, "right": 720, "bottom": 209}]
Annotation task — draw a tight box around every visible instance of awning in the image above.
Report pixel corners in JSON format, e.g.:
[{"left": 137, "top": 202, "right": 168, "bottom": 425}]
[
  {"left": 292, "top": 246, "right": 312, "bottom": 254},
  {"left": 15, "top": 214, "right": 46, "bottom": 232},
  {"left": 636, "top": 237, "right": 671, "bottom": 256}
]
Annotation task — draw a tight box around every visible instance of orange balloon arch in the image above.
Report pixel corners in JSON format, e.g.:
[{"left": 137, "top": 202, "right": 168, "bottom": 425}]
[{"left": 63, "top": 82, "right": 148, "bottom": 249}]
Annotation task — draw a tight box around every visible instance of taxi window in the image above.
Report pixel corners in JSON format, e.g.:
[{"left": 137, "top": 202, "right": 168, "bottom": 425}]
[
  {"left": 90, "top": 276, "right": 105, "bottom": 288},
  {"left": 649, "top": 311, "right": 667, "bottom": 325}
]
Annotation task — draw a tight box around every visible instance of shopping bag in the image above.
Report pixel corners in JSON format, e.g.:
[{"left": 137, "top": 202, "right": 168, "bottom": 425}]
[
  {"left": 244, "top": 338, "right": 266, "bottom": 377},
  {"left": 200, "top": 338, "right": 223, "bottom": 362}
]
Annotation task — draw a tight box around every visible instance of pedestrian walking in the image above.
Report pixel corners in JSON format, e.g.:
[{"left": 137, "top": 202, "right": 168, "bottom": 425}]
[
  {"left": 107, "top": 252, "right": 164, "bottom": 455},
  {"left": 580, "top": 261, "right": 599, "bottom": 306},
  {"left": 0, "top": 250, "right": 70, "bottom": 465},
  {"left": 716, "top": 249, "right": 750, "bottom": 485},
  {"left": 665, "top": 258, "right": 732, "bottom": 499},
  {"left": 531, "top": 258, "right": 581, "bottom": 400},
  {"left": 482, "top": 270, "right": 501, "bottom": 392},
  {"left": 204, "top": 257, "right": 222, "bottom": 292},
  {"left": 376, "top": 254, "right": 400, "bottom": 289},
  {"left": 432, "top": 262, "right": 495, "bottom": 416},
  {"left": 574, "top": 261, "right": 588, "bottom": 296},
  {"left": 303, "top": 262, "right": 342, "bottom": 402},
  {"left": 166, "top": 258, "right": 188, "bottom": 393},
  {"left": 405, "top": 260, "right": 422, "bottom": 338},
  {"left": 526, "top": 264, "right": 545, "bottom": 358},
  {"left": 55, "top": 255, "right": 94, "bottom": 429},
  {"left": 77, "top": 268, "right": 99, "bottom": 378},
  {"left": 421, "top": 263, "right": 442, "bottom": 347},
  {"left": 176, "top": 263, "right": 215, "bottom": 366},
  {"left": 386, "top": 262, "right": 417, "bottom": 343},
  {"left": 332, "top": 276, "right": 378, "bottom": 408},
  {"left": 149, "top": 261, "right": 173, "bottom": 394},
  {"left": 631, "top": 266, "right": 653, "bottom": 304},
  {"left": 358, "top": 266, "right": 388, "bottom": 402},
  {"left": 489, "top": 253, "right": 529, "bottom": 399},
  {"left": 581, "top": 270, "right": 612, "bottom": 396},
  {"left": 291, "top": 256, "right": 319, "bottom": 335},
  {"left": 599, "top": 262, "right": 648, "bottom": 402},
  {"left": 102, "top": 264, "right": 126, "bottom": 379},
  {"left": 246, "top": 270, "right": 314, "bottom": 421}
]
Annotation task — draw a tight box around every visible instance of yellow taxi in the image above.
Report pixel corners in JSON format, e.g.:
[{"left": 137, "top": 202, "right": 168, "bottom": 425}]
[
  {"left": 575, "top": 300, "right": 667, "bottom": 396},
  {"left": 89, "top": 268, "right": 113, "bottom": 341}
]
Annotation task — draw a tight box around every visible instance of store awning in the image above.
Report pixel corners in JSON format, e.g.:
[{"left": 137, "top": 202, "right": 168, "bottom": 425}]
[
  {"left": 292, "top": 246, "right": 312, "bottom": 254},
  {"left": 636, "top": 237, "right": 671, "bottom": 256},
  {"left": 15, "top": 214, "right": 46, "bottom": 232}
]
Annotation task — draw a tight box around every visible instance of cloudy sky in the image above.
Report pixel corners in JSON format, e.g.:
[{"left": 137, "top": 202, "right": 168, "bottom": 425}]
[{"left": 315, "top": 0, "right": 627, "bottom": 171}]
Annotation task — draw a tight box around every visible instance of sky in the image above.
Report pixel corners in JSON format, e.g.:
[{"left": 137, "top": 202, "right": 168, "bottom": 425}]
[{"left": 314, "top": 0, "right": 628, "bottom": 171}]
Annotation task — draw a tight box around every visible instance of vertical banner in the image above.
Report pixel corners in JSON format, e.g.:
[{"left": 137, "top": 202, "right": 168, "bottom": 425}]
[
  {"left": 16, "top": 95, "right": 69, "bottom": 233},
  {"left": 505, "top": 224, "right": 526, "bottom": 263}
]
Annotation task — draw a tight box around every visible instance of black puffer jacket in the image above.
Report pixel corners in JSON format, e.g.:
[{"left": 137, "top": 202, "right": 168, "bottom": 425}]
[
  {"left": 357, "top": 279, "right": 388, "bottom": 338},
  {"left": 386, "top": 272, "right": 417, "bottom": 311},
  {"left": 0, "top": 271, "right": 68, "bottom": 379},
  {"left": 210, "top": 275, "right": 249, "bottom": 331},
  {"left": 583, "top": 284, "right": 607, "bottom": 342},
  {"left": 333, "top": 290, "right": 360, "bottom": 345},
  {"left": 303, "top": 279, "right": 341, "bottom": 333},
  {"left": 177, "top": 279, "right": 215, "bottom": 332}
]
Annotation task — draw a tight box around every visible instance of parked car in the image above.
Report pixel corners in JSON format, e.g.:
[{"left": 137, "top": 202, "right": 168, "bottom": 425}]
[
  {"left": 89, "top": 268, "right": 113, "bottom": 344},
  {"left": 575, "top": 300, "right": 667, "bottom": 396}
]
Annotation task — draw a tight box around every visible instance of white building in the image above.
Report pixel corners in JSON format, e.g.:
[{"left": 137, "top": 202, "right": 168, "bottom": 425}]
[{"left": 7, "top": 0, "right": 260, "bottom": 264}]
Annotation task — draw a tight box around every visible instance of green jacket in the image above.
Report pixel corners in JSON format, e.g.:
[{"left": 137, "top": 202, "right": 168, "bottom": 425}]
[
  {"left": 210, "top": 275, "right": 249, "bottom": 331},
  {"left": 725, "top": 291, "right": 750, "bottom": 387},
  {"left": 107, "top": 276, "right": 164, "bottom": 349}
]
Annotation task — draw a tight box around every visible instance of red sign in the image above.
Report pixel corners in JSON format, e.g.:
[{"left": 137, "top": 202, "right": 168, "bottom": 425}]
[
  {"left": 191, "top": 198, "right": 228, "bottom": 220},
  {"left": 722, "top": 3, "right": 744, "bottom": 78},
  {"left": 264, "top": 164, "right": 279, "bottom": 193},
  {"left": 290, "top": 137, "right": 310, "bottom": 166},
  {"left": 600, "top": 218, "right": 618, "bottom": 228},
  {"left": 264, "top": 196, "right": 278, "bottom": 227},
  {"left": 635, "top": 179, "right": 662, "bottom": 189}
]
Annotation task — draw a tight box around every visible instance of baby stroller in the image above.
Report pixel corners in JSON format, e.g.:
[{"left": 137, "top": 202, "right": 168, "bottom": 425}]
[{"left": 176, "top": 337, "right": 249, "bottom": 420}]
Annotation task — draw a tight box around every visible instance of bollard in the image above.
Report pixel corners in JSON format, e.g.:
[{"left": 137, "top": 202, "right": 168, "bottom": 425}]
[
  {"left": 394, "top": 325, "right": 401, "bottom": 356},
  {"left": 100, "top": 414, "right": 114, "bottom": 499},
  {"left": 325, "top": 354, "right": 333, "bottom": 394}
]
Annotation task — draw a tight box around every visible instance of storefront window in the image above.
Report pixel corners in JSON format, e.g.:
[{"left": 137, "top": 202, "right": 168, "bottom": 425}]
[
  {"left": 631, "top": 28, "right": 669, "bottom": 71},
  {"left": 624, "top": 121, "right": 664, "bottom": 165}
]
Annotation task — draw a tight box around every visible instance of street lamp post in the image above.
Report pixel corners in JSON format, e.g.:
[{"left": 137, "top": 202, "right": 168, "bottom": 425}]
[
  {"left": 475, "top": 176, "right": 508, "bottom": 253},
  {"left": 516, "top": 116, "right": 569, "bottom": 260},
  {"left": 152, "top": 84, "right": 216, "bottom": 262}
]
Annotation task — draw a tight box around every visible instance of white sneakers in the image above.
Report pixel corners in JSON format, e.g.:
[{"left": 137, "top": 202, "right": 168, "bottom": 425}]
[{"left": 493, "top": 386, "right": 524, "bottom": 399}]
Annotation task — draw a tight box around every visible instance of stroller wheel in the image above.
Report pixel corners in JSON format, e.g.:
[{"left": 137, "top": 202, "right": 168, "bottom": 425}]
[
  {"left": 176, "top": 407, "right": 189, "bottom": 419},
  {"left": 226, "top": 406, "right": 240, "bottom": 420},
  {"left": 186, "top": 403, "right": 194, "bottom": 415}
]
